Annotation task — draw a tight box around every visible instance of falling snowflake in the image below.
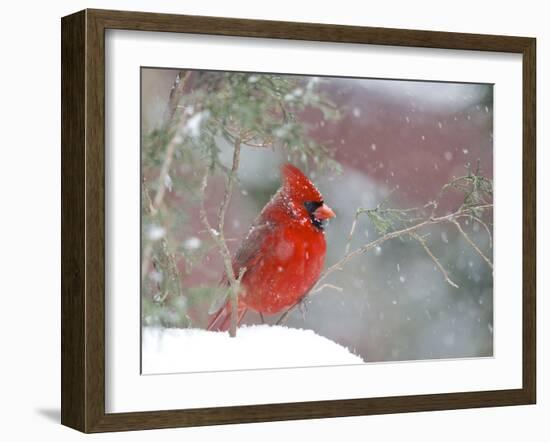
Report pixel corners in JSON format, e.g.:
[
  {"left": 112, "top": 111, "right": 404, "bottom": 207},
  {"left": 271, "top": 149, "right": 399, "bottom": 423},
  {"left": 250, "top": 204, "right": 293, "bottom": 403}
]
[
  {"left": 183, "top": 237, "right": 202, "bottom": 250},
  {"left": 182, "top": 111, "right": 210, "bottom": 138},
  {"left": 164, "top": 174, "right": 173, "bottom": 192},
  {"left": 147, "top": 224, "right": 165, "bottom": 241}
]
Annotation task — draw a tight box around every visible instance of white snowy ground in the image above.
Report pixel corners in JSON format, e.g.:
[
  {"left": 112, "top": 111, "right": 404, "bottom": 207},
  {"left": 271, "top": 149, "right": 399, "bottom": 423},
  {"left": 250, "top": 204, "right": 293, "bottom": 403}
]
[{"left": 142, "top": 325, "right": 364, "bottom": 374}]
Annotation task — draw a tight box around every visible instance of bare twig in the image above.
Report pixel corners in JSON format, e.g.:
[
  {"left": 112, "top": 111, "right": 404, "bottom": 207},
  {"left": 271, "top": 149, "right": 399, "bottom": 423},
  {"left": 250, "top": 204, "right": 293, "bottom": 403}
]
[
  {"left": 218, "top": 137, "right": 242, "bottom": 236},
  {"left": 451, "top": 220, "right": 494, "bottom": 270},
  {"left": 200, "top": 136, "right": 244, "bottom": 337},
  {"left": 230, "top": 267, "right": 247, "bottom": 334},
  {"left": 163, "top": 70, "right": 191, "bottom": 127},
  {"left": 141, "top": 180, "right": 155, "bottom": 282},
  {"left": 276, "top": 307, "right": 291, "bottom": 325},
  {"left": 469, "top": 215, "right": 493, "bottom": 248},
  {"left": 310, "top": 283, "right": 344, "bottom": 294},
  {"left": 322, "top": 204, "right": 492, "bottom": 286},
  {"left": 241, "top": 140, "right": 274, "bottom": 149},
  {"left": 344, "top": 208, "right": 366, "bottom": 255},
  {"left": 410, "top": 232, "right": 459, "bottom": 288},
  {"left": 221, "top": 125, "right": 273, "bottom": 149},
  {"left": 151, "top": 138, "right": 176, "bottom": 216}
]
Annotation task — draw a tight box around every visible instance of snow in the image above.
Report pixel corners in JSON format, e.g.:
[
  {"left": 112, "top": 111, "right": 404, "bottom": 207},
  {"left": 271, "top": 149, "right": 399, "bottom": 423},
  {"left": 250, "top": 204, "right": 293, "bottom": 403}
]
[
  {"left": 148, "top": 270, "right": 163, "bottom": 284},
  {"left": 164, "top": 174, "right": 173, "bottom": 192},
  {"left": 142, "top": 325, "right": 364, "bottom": 374},
  {"left": 182, "top": 110, "right": 210, "bottom": 138},
  {"left": 183, "top": 236, "right": 202, "bottom": 250},
  {"left": 146, "top": 224, "right": 166, "bottom": 241}
]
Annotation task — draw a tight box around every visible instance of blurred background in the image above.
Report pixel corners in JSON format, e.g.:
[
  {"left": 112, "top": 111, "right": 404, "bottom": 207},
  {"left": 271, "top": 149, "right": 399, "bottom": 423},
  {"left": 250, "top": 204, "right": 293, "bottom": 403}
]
[{"left": 141, "top": 68, "right": 493, "bottom": 364}]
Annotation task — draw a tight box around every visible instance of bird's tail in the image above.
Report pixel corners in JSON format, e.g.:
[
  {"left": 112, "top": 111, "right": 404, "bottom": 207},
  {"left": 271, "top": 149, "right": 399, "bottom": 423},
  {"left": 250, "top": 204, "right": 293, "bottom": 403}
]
[{"left": 207, "top": 302, "right": 248, "bottom": 332}]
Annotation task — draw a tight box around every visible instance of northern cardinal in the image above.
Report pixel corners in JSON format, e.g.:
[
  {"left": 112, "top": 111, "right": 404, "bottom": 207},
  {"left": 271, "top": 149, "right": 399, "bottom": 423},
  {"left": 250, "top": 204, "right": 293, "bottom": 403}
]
[{"left": 208, "top": 163, "right": 335, "bottom": 331}]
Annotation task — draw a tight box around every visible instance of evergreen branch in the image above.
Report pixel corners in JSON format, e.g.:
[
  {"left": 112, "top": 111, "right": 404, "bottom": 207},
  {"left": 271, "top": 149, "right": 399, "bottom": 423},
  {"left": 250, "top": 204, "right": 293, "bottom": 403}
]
[{"left": 344, "top": 208, "right": 368, "bottom": 255}]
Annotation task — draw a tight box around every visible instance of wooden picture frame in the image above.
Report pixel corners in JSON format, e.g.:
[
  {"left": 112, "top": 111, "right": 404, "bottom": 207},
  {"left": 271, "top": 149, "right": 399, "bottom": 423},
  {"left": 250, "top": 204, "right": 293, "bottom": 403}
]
[{"left": 61, "top": 8, "right": 536, "bottom": 433}]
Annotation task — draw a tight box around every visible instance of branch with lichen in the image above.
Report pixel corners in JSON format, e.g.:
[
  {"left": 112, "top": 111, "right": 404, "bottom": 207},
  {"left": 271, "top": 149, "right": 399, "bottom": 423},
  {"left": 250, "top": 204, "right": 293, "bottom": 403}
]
[{"left": 141, "top": 72, "right": 191, "bottom": 305}]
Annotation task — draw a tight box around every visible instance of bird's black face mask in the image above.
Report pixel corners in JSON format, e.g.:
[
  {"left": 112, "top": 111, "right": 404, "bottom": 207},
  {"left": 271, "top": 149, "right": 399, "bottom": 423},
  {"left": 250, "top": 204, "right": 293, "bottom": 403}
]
[{"left": 304, "top": 200, "right": 325, "bottom": 231}]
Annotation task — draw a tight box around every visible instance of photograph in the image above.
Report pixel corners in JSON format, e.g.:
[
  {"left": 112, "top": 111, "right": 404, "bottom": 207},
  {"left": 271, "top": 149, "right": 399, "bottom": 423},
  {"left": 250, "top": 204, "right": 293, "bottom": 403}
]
[{"left": 140, "top": 68, "right": 494, "bottom": 374}]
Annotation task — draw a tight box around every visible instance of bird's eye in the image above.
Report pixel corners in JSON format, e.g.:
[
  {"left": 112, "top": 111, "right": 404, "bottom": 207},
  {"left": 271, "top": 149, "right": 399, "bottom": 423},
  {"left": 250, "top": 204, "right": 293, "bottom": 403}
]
[{"left": 304, "top": 201, "right": 323, "bottom": 215}]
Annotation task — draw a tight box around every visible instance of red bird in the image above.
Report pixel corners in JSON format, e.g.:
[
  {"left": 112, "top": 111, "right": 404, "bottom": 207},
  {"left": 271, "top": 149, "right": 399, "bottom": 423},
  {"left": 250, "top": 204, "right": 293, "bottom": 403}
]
[{"left": 208, "top": 163, "right": 335, "bottom": 331}]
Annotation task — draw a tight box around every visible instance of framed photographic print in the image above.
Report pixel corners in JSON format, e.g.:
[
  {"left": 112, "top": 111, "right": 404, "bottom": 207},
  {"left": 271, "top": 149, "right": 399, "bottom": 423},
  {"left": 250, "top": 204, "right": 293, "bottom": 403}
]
[{"left": 61, "top": 9, "right": 536, "bottom": 433}]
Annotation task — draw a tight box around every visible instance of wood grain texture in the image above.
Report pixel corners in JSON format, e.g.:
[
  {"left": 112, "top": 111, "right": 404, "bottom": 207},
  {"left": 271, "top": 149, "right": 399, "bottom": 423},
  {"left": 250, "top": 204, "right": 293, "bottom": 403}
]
[
  {"left": 89, "top": 8, "right": 533, "bottom": 52},
  {"left": 60, "top": 8, "right": 537, "bottom": 433},
  {"left": 522, "top": 38, "right": 536, "bottom": 404},
  {"left": 84, "top": 9, "right": 108, "bottom": 433},
  {"left": 61, "top": 10, "right": 86, "bottom": 431}
]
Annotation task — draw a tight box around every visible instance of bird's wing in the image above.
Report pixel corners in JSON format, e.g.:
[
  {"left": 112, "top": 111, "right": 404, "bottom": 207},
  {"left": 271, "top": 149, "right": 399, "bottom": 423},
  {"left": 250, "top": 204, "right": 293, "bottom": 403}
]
[
  {"left": 208, "top": 221, "right": 276, "bottom": 315},
  {"left": 233, "top": 221, "right": 277, "bottom": 271}
]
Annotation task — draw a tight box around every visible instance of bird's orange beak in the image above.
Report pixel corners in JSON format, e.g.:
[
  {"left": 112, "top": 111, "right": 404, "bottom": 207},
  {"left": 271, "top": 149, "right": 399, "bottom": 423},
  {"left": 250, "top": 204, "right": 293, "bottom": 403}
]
[{"left": 314, "top": 203, "right": 336, "bottom": 220}]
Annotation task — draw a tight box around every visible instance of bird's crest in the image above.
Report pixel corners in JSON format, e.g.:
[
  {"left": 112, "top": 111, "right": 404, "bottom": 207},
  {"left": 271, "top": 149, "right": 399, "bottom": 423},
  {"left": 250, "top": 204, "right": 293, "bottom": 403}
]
[{"left": 281, "top": 163, "right": 323, "bottom": 203}]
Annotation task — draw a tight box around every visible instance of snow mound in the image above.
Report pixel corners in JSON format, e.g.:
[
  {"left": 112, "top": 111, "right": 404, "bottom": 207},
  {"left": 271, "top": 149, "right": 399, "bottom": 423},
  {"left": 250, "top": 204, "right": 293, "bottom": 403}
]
[{"left": 142, "top": 325, "right": 364, "bottom": 374}]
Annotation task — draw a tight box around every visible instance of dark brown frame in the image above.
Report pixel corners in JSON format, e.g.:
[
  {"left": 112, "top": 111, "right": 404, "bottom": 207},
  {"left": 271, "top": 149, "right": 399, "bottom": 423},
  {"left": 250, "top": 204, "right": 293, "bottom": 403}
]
[{"left": 61, "top": 8, "right": 536, "bottom": 433}]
